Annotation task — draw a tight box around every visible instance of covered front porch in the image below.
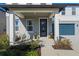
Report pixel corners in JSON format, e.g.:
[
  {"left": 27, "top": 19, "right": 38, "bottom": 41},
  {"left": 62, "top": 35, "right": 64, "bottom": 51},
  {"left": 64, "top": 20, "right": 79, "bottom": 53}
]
[{"left": 6, "top": 6, "right": 60, "bottom": 45}]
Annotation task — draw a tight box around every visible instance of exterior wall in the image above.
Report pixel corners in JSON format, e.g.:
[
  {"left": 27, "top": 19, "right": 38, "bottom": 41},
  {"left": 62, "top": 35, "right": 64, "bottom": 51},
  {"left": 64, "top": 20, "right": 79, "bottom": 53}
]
[
  {"left": 15, "top": 16, "right": 31, "bottom": 39},
  {"left": 59, "top": 21, "right": 79, "bottom": 50},
  {"left": 25, "top": 17, "right": 39, "bottom": 37},
  {"left": 10, "top": 7, "right": 59, "bottom": 40},
  {"left": 17, "top": 17, "right": 39, "bottom": 39},
  {"left": 33, "top": 18, "right": 39, "bottom": 35},
  {"left": 62, "top": 6, "right": 79, "bottom": 16},
  {"left": 76, "top": 7, "right": 79, "bottom": 15},
  {"left": 65, "top": 7, "right": 72, "bottom": 16},
  {"left": 48, "top": 18, "right": 53, "bottom": 35},
  {"left": 17, "top": 16, "right": 52, "bottom": 39},
  {"left": 58, "top": 6, "right": 79, "bottom": 48},
  {"left": 59, "top": 21, "right": 79, "bottom": 48},
  {"left": 0, "top": 12, "right": 6, "bottom": 33},
  {"left": 4, "top": 5, "right": 79, "bottom": 46}
]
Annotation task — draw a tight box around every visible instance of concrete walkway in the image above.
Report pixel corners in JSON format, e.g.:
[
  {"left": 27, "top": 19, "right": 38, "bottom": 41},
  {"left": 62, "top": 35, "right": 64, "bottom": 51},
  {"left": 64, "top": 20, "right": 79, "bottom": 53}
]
[{"left": 40, "top": 37, "right": 79, "bottom": 56}]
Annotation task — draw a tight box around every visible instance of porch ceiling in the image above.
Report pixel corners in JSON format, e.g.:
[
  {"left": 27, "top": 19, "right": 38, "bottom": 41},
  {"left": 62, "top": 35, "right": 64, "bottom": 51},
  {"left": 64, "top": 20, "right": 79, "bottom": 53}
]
[
  {"left": 21, "top": 12, "right": 52, "bottom": 17},
  {"left": 10, "top": 8, "right": 59, "bottom": 19},
  {"left": 10, "top": 8, "right": 59, "bottom": 13}
]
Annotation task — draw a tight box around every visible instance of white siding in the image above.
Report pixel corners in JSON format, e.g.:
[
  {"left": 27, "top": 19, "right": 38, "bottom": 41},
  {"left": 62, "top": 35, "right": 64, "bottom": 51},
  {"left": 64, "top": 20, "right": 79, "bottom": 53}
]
[
  {"left": 16, "top": 17, "right": 31, "bottom": 39},
  {"left": 59, "top": 21, "right": 79, "bottom": 50},
  {"left": 0, "top": 12, "right": 6, "bottom": 33},
  {"left": 33, "top": 18, "right": 39, "bottom": 34},
  {"left": 63, "top": 6, "right": 79, "bottom": 16},
  {"left": 57, "top": 6, "right": 79, "bottom": 48},
  {"left": 18, "top": 17, "right": 53, "bottom": 39},
  {"left": 48, "top": 18, "right": 53, "bottom": 34},
  {"left": 65, "top": 7, "right": 72, "bottom": 16},
  {"left": 17, "top": 17, "right": 40, "bottom": 39},
  {"left": 76, "top": 7, "right": 79, "bottom": 16}
]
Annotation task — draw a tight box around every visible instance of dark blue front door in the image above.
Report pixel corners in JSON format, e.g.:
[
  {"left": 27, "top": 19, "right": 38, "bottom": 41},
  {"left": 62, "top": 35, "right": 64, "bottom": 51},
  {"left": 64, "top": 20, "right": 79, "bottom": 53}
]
[{"left": 40, "top": 19, "right": 47, "bottom": 37}]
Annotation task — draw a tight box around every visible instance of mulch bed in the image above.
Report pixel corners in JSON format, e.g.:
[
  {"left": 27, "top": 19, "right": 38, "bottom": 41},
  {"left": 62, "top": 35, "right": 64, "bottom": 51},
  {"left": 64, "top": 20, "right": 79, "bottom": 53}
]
[{"left": 37, "top": 46, "right": 41, "bottom": 56}]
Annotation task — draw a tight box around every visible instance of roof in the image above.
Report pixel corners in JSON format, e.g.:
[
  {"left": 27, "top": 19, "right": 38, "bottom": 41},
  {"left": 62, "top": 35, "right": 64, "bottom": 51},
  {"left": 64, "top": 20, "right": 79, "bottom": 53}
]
[
  {"left": 0, "top": 3, "right": 66, "bottom": 8},
  {"left": 0, "top": 7, "right": 8, "bottom": 12},
  {"left": 0, "top": 3, "right": 79, "bottom": 11}
]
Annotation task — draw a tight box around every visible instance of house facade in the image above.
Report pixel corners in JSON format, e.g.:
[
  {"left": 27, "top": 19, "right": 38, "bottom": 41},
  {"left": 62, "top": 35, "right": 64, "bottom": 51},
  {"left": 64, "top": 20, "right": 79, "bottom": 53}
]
[
  {"left": 4, "top": 4, "right": 60, "bottom": 45},
  {"left": 57, "top": 6, "right": 79, "bottom": 48},
  {"left": 0, "top": 12, "right": 6, "bottom": 33},
  {"left": 0, "top": 3, "right": 79, "bottom": 46}
]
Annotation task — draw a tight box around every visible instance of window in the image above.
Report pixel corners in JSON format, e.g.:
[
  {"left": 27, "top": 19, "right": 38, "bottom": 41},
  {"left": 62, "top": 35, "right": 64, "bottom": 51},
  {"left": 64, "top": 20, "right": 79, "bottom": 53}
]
[
  {"left": 16, "top": 26, "right": 19, "bottom": 31},
  {"left": 26, "top": 20, "right": 33, "bottom": 31},
  {"left": 59, "top": 24, "right": 75, "bottom": 35},
  {"left": 72, "top": 7, "right": 76, "bottom": 15},
  {"left": 16, "top": 19, "right": 19, "bottom": 25},
  {"left": 16, "top": 19, "right": 19, "bottom": 31}
]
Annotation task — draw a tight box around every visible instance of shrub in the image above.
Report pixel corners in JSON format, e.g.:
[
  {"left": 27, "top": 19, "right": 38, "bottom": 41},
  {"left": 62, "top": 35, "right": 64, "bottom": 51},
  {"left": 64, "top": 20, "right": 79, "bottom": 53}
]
[
  {"left": 0, "top": 34, "right": 9, "bottom": 49},
  {"left": 8, "top": 45, "right": 30, "bottom": 51},
  {"left": 22, "top": 34, "right": 26, "bottom": 40},
  {"left": 53, "top": 38, "right": 72, "bottom": 49},
  {"left": 15, "top": 35, "right": 21, "bottom": 41},
  {"left": 0, "top": 49, "right": 39, "bottom": 56},
  {"left": 0, "top": 50, "right": 22, "bottom": 56},
  {"left": 30, "top": 40, "right": 40, "bottom": 50},
  {"left": 60, "top": 38, "right": 71, "bottom": 47},
  {"left": 33, "top": 33, "right": 39, "bottom": 40},
  {"left": 48, "top": 33, "right": 54, "bottom": 39},
  {"left": 23, "top": 50, "right": 39, "bottom": 56}
]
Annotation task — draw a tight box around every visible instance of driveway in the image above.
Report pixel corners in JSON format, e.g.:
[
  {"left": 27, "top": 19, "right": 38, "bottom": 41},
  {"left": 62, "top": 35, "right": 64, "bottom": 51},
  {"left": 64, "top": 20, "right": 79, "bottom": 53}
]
[{"left": 40, "top": 37, "right": 79, "bottom": 56}]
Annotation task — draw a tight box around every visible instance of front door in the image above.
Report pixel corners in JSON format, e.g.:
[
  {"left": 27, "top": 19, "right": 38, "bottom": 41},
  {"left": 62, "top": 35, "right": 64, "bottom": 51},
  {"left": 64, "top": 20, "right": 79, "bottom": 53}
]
[{"left": 40, "top": 19, "right": 47, "bottom": 37}]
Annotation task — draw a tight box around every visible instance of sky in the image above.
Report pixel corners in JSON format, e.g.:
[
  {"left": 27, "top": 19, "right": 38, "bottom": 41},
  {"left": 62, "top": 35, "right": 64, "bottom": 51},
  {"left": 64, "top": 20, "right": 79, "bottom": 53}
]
[{"left": 0, "top": 0, "right": 79, "bottom": 4}]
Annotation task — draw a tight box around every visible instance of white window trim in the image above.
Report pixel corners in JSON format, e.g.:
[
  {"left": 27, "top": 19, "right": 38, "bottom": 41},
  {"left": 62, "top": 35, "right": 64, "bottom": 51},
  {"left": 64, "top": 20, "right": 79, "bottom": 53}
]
[{"left": 26, "top": 19, "right": 34, "bottom": 33}]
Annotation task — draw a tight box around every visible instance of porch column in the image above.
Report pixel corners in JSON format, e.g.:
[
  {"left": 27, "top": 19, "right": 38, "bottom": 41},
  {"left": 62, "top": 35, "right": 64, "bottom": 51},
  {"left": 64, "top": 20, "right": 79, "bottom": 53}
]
[
  {"left": 6, "top": 12, "right": 15, "bottom": 45},
  {"left": 54, "top": 14, "right": 59, "bottom": 42},
  {"left": 6, "top": 12, "right": 9, "bottom": 35}
]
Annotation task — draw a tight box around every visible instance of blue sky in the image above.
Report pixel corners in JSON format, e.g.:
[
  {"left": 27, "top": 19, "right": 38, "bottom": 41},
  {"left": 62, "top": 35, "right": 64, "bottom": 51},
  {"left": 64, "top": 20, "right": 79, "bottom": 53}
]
[{"left": 0, "top": 0, "right": 79, "bottom": 4}]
